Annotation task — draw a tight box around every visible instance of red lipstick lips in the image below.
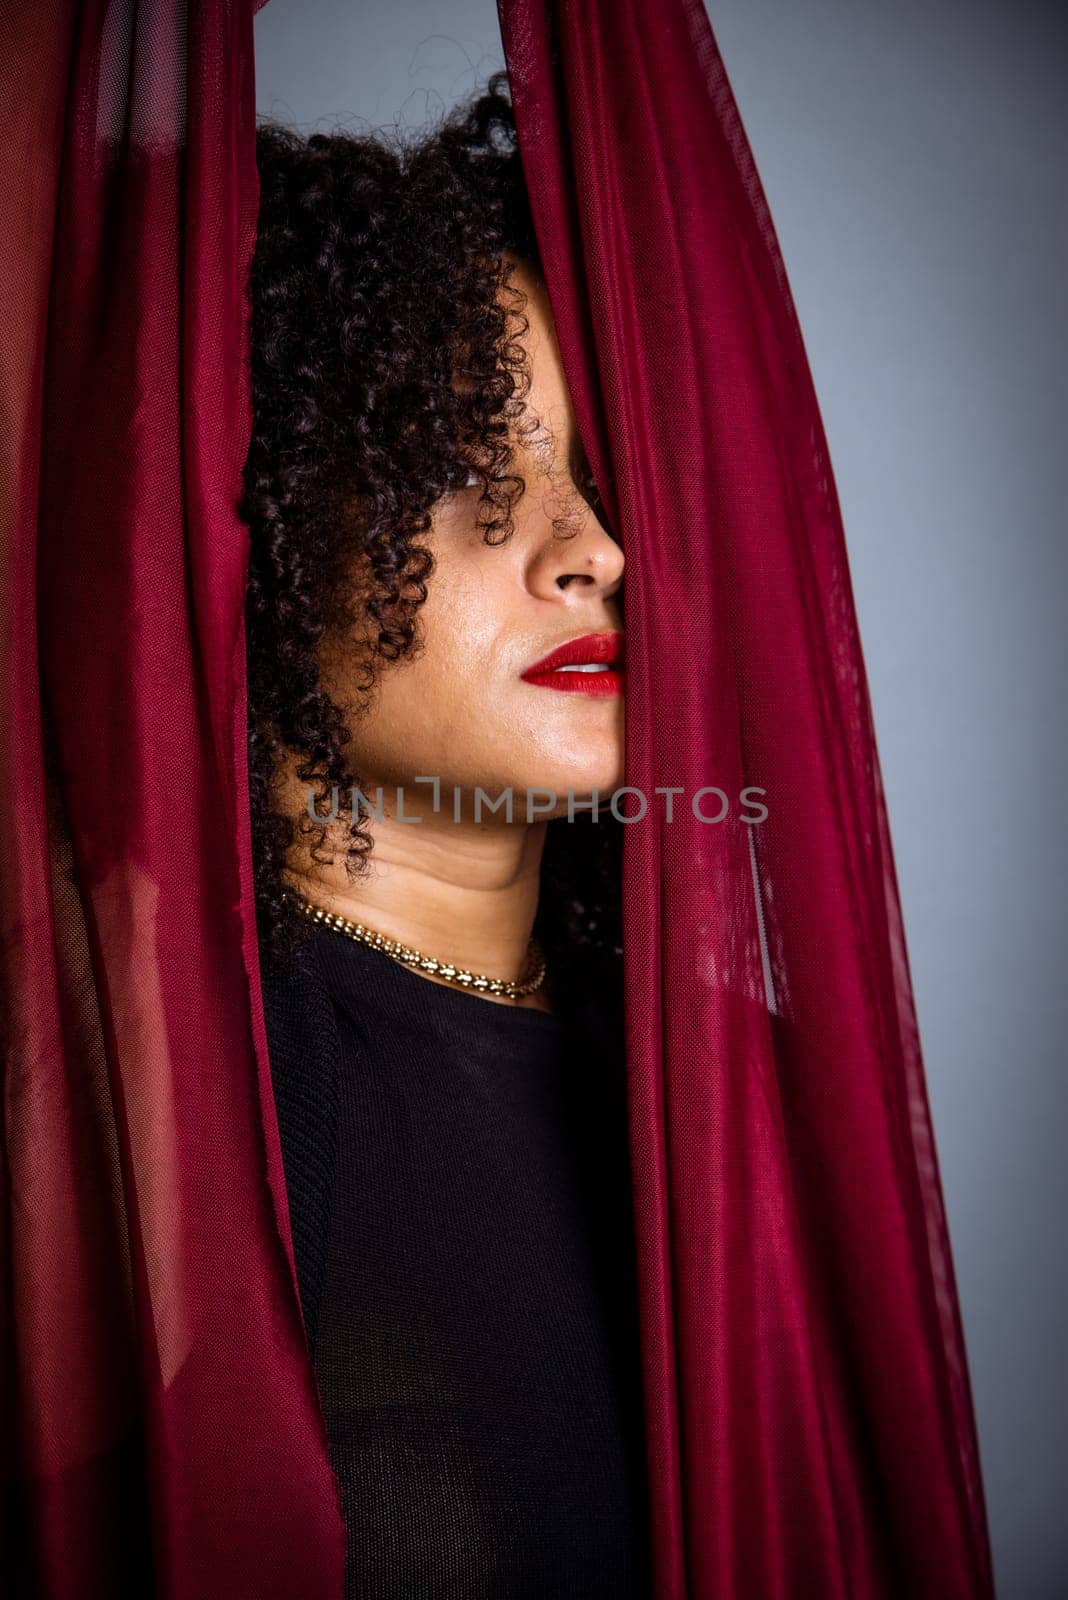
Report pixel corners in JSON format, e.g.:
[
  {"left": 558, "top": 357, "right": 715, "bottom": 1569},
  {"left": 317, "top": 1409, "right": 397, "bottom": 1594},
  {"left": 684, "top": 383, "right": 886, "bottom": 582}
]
[{"left": 520, "top": 630, "right": 624, "bottom": 697}]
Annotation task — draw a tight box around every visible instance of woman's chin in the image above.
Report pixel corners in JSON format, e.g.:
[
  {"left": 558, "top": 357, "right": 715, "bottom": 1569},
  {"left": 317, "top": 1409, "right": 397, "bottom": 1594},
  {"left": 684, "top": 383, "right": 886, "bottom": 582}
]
[{"left": 523, "top": 767, "right": 625, "bottom": 818}]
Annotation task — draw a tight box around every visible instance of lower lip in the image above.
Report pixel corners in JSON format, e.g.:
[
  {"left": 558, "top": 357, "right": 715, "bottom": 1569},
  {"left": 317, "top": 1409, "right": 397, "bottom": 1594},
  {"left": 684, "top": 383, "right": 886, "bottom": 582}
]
[{"left": 520, "top": 669, "right": 624, "bottom": 697}]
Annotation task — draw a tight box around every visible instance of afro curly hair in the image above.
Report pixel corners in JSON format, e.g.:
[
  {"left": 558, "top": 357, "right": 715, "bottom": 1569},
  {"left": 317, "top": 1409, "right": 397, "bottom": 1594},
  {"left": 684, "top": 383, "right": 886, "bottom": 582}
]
[{"left": 240, "top": 70, "right": 624, "bottom": 1007}]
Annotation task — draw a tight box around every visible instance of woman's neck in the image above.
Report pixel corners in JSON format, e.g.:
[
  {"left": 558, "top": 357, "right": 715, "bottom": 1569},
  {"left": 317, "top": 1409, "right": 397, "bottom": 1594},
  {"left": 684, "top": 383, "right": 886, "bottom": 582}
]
[{"left": 283, "top": 799, "right": 553, "bottom": 1012}]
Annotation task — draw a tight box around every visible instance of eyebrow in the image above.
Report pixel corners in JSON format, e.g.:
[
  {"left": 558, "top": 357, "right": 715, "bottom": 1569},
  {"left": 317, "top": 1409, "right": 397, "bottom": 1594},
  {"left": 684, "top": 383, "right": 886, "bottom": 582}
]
[
  {"left": 528, "top": 422, "right": 557, "bottom": 476},
  {"left": 526, "top": 415, "right": 590, "bottom": 484}
]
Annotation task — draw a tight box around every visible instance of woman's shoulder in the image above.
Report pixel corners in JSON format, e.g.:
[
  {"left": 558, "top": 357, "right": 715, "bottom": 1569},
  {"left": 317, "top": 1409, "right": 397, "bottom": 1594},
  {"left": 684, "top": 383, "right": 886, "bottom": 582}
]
[
  {"left": 259, "top": 925, "right": 331, "bottom": 1027},
  {"left": 257, "top": 929, "right": 348, "bottom": 1356}
]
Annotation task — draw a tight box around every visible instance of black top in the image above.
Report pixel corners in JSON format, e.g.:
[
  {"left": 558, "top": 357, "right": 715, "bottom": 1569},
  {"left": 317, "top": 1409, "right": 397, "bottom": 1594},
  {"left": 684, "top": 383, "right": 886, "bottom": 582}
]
[{"left": 261, "top": 920, "right": 651, "bottom": 1598}]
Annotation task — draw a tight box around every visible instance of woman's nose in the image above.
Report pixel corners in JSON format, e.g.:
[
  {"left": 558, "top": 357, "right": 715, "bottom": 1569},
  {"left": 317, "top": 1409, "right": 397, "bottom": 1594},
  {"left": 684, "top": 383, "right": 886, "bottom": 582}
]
[{"left": 525, "top": 494, "right": 624, "bottom": 602}]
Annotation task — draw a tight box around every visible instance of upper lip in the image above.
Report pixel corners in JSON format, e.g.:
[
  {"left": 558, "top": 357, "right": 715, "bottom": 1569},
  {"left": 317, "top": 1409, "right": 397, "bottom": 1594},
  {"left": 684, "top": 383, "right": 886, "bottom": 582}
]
[{"left": 520, "top": 630, "right": 624, "bottom": 676}]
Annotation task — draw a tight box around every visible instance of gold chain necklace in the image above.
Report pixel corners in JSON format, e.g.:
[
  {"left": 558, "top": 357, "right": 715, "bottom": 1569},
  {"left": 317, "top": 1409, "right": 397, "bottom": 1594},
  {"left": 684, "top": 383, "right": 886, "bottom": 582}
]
[{"left": 287, "top": 891, "right": 547, "bottom": 1000}]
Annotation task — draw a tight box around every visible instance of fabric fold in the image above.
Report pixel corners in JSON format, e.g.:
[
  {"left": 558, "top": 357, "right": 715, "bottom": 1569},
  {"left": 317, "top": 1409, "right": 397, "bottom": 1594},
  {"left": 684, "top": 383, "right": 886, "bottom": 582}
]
[{"left": 497, "top": 1, "right": 995, "bottom": 1594}]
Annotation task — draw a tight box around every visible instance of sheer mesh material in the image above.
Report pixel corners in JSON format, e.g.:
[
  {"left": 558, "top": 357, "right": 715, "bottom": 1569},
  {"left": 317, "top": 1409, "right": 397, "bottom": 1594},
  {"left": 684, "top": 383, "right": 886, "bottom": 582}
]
[
  {"left": 499, "top": 2, "right": 994, "bottom": 1596},
  {"left": 1, "top": 2, "right": 345, "bottom": 1593}
]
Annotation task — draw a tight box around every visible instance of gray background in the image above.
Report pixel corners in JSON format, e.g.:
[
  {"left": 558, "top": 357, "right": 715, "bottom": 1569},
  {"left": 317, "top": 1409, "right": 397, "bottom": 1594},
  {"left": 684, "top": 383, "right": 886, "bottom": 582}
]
[{"left": 254, "top": 4, "right": 1067, "bottom": 1594}]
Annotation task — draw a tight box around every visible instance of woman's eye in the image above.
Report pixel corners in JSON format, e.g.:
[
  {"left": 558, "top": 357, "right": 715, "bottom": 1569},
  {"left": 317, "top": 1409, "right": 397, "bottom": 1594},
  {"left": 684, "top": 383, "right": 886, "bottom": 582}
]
[
  {"left": 445, "top": 463, "right": 481, "bottom": 493},
  {"left": 581, "top": 469, "right": 604, "bottom": 512}
]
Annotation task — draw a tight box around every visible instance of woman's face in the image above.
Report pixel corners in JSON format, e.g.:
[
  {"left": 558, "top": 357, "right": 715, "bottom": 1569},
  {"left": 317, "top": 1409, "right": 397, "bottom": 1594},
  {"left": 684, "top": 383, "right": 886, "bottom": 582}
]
[{"left": 323, "top": 256, "right": 625, "bottom": 820}]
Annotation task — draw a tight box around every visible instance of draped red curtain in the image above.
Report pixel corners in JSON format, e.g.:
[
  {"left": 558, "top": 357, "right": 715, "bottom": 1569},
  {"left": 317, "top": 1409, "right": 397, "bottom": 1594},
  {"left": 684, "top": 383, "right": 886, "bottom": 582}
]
[
  {"left": 1, "top": 1, "right": 345, "bottom": 1593},
  {"left": 497, "top": 2, "right": 995, "bottom": 1596},
  {"left": 0, "top": 0, "right": 993, "bottom": 1595}
]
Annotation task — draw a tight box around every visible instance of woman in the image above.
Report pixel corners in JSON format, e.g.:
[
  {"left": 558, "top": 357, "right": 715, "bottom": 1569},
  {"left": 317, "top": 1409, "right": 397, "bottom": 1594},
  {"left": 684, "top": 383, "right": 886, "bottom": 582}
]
[{"left": 240, "top": 72, "right": 650, "bottom": 1595}]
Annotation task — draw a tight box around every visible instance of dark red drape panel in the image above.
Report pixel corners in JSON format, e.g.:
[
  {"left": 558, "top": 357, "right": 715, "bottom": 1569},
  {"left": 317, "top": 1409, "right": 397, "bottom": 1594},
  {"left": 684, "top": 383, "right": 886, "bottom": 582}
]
[
  {"left": 1, "top": 0, "right": 345, "bottom": 1593},
  {"left": 498, "top": 2, "right": 995, "bottom": 1596}
]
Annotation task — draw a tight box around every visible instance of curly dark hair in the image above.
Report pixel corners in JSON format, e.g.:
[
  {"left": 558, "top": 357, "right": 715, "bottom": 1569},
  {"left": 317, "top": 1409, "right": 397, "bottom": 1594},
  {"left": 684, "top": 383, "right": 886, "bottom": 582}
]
[{"left": 240, "top": 70, "right": 623, "bottom": 1009}]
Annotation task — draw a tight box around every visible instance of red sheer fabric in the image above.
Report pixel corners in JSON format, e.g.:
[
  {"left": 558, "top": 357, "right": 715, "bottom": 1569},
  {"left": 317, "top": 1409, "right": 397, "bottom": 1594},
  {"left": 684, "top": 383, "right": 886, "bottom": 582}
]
[
  {"left": 1, "top": 1, "right": 345, "bottom": 1593},
  {"left": 497, "top": 2, "right": 995, "bottom": 1596},
  {"left": 1, "top": 0, "right": 993, "bottom": 1594}
]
